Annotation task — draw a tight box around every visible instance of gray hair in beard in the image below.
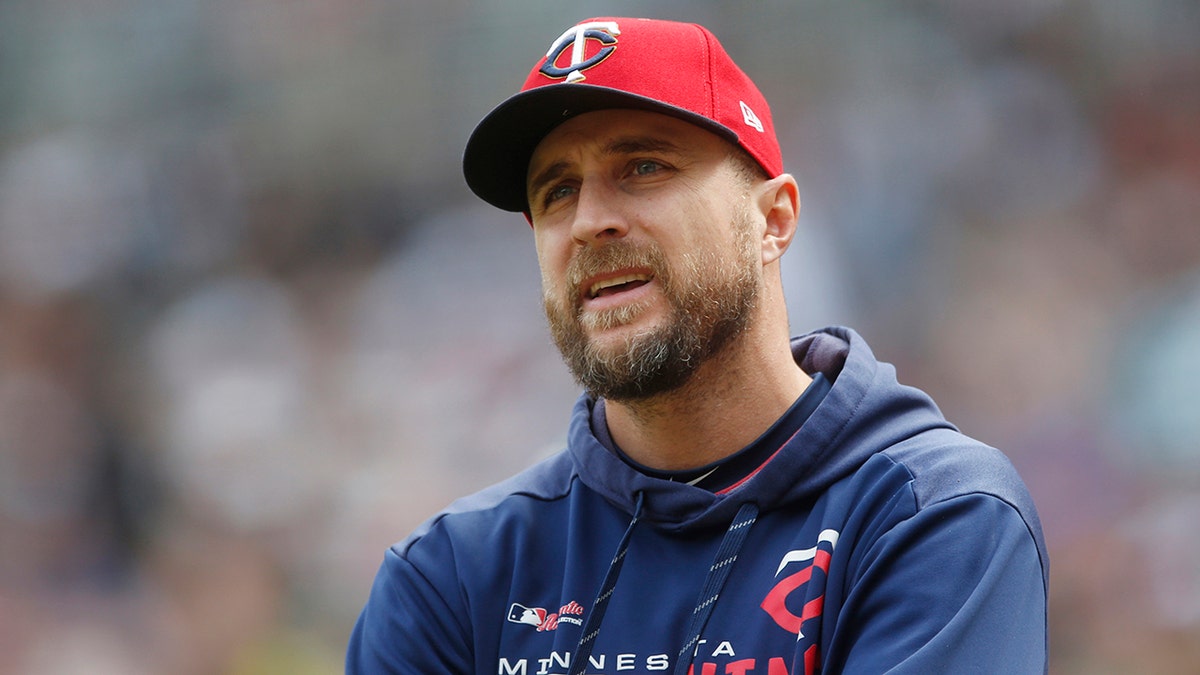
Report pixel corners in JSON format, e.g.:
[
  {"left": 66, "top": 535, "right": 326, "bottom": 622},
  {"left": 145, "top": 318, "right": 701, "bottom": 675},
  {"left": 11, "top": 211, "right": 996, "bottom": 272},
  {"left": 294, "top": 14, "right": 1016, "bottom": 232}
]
[{"left": 543, "top": 207, "right": 760, "bottom": 401}]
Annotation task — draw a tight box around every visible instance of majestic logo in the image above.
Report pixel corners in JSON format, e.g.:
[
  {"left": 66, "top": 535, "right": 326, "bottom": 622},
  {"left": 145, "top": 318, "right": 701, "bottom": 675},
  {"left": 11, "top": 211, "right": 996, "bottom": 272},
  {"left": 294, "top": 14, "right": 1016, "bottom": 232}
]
[
  {"left": 540, "top": 21, "right": 621, "bottom": 83},
  {"left": 507, "top": 600, "right": 585, "bottom": 632}
]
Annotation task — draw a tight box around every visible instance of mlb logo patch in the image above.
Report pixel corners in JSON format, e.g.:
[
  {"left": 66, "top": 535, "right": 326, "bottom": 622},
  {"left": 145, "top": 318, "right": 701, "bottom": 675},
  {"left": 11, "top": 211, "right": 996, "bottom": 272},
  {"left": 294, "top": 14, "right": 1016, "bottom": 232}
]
[{"left": 507, "top": 603, "right": 546, "bottom": 627}]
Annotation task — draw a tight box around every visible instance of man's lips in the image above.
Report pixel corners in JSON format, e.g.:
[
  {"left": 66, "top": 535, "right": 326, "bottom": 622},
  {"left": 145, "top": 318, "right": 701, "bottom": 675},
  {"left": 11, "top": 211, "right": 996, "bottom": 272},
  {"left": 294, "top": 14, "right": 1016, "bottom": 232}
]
[
  {"left": 588, "top": 272, "right": 652, "bottom": 298},
  {"left": 580, "top": 267, "right": 657, "bottom": 299}
]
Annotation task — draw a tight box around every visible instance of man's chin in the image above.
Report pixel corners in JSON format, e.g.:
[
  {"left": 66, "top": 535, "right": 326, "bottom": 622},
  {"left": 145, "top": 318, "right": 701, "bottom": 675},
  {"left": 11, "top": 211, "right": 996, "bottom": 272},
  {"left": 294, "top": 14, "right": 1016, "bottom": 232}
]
[
  {"left": 581, "top": 293, "right": 672, "bottom": 334},
  {"left": 580, "top": 315, "right": 661, "bottom": 354}
]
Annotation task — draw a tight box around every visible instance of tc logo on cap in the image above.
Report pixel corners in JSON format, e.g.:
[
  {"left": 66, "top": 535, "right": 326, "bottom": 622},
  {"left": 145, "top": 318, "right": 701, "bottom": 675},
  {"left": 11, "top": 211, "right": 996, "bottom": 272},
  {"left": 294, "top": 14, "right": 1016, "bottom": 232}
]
[{"left": 539, "top": 20, "right": 621, "bottom": 83}]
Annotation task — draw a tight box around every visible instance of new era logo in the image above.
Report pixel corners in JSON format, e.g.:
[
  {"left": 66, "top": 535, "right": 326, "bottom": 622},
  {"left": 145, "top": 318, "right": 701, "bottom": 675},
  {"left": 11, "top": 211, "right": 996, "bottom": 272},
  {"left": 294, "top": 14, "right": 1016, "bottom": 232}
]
[{"left": 740, "top": 101, "right": 764, "bottom": 133}]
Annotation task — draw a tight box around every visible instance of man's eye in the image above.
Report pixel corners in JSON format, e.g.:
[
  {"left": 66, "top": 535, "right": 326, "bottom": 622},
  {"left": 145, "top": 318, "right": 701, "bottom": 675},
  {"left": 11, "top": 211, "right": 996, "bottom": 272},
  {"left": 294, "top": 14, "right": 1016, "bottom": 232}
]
[
  {"left": 632, "top": 160, "right": 662, "bottom": 176},
  {"left": 545, "top": 184, "right": 576, "bottom": 204}
]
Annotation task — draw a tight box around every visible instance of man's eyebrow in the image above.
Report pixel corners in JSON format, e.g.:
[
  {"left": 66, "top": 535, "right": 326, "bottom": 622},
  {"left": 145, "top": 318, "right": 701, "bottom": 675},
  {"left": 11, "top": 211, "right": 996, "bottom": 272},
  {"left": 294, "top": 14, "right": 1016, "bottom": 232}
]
[
  {"left": 527, "top": 135, "right": 687, "bottom": 202},
  {"left": 527, "top": 161, "right": 570, "bottom": 204}
]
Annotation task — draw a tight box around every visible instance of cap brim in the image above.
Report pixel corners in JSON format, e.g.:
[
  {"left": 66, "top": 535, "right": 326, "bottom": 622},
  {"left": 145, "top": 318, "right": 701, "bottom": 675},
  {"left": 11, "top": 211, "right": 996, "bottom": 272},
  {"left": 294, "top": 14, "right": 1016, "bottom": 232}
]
[{"left": 462, "top": 84, "right": 739, "bottom": 213}]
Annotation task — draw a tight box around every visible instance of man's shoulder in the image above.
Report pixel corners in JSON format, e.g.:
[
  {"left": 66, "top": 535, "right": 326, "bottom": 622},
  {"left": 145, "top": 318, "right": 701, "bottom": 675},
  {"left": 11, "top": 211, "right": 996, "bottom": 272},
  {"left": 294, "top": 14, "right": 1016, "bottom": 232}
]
[
  {"left": 394, "top": 449, "right": 577, "bottom": 556},
  {"left": 877, "top": 428, "right": 1037, "bottom": 519}
]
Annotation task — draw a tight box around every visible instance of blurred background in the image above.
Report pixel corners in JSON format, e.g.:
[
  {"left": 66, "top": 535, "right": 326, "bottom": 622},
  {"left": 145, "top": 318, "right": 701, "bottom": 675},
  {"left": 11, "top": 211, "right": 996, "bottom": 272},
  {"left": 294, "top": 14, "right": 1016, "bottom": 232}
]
[{"left": 1, "top": 0, "right": 1198, "bottom": 672}]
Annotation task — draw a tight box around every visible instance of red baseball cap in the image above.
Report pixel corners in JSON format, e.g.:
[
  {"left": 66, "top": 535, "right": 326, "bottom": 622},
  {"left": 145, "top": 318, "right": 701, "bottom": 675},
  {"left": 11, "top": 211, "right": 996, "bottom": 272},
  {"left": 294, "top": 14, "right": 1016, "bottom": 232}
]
[{"left": 462, "top": 17, "right": 783, "bottom": 213}]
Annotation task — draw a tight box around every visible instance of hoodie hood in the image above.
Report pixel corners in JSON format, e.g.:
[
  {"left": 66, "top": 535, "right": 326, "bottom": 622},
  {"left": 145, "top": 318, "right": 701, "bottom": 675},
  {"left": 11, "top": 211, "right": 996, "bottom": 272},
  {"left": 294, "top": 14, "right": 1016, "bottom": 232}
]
[{"left": 568, "top": 326, "right": 957, "bottom": 530}]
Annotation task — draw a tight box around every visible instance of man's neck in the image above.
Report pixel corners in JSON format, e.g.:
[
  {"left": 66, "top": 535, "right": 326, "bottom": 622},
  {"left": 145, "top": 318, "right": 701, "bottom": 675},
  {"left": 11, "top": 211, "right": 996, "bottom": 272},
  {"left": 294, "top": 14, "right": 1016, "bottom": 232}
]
[{"left": 603, "top": 332, "right": 812, "bottom": 472}]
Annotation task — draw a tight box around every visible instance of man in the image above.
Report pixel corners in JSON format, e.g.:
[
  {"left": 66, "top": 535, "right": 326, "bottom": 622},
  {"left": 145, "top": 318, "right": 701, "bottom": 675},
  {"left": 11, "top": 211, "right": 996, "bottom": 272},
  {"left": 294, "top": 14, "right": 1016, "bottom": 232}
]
[{"left": 348, "top": 17, "right": 1048, "bottom": 675}]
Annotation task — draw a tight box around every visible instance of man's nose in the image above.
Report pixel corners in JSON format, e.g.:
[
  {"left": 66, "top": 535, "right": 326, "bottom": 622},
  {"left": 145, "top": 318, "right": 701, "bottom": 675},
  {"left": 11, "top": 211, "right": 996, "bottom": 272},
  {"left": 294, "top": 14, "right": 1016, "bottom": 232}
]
[{"left": 570, "top": 179, "right": 630, "bottom": 245}]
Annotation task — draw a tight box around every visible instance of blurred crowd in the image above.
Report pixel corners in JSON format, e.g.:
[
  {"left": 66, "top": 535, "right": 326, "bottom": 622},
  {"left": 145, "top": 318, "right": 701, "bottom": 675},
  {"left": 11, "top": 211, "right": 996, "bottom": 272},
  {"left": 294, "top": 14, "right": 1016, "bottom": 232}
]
[{"left": 1, "top": 1, "right": 1198, "bottom": 673}]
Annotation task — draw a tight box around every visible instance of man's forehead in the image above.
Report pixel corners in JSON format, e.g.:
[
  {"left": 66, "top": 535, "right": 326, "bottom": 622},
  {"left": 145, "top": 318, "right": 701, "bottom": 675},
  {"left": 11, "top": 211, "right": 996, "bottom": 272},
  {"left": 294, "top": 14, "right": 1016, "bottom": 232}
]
[{"left": 528, "top": 109, "right": 726, "bottom": 172}]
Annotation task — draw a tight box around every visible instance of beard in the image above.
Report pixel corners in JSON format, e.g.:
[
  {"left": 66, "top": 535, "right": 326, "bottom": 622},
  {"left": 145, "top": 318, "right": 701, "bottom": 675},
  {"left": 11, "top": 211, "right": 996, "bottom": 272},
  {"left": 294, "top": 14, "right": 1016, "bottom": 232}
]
[{"left": 543, "top": 211, "right": 760, "bottom": 402}]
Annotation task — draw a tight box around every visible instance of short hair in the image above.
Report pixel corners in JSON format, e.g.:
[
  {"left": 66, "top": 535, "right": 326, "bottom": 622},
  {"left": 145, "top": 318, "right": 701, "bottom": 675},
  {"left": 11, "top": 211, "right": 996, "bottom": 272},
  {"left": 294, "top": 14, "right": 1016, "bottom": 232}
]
[{"left": 727, "top": 145, "right": 771, "bottom": 188}]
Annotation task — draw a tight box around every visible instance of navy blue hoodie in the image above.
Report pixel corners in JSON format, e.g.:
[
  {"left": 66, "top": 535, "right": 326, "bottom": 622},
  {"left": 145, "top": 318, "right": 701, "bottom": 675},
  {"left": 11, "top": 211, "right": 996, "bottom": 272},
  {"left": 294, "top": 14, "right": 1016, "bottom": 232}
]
[{"left": 348, "top": 327, "right": 1049, "bottom": 674}]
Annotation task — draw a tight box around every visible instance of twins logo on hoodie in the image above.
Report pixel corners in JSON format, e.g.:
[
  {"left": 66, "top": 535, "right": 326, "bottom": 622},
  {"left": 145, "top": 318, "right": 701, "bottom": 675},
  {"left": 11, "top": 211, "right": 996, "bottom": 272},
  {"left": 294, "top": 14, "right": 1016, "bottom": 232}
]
[{"left": 760, "top": 529, "right": 840, "bottom": 673}]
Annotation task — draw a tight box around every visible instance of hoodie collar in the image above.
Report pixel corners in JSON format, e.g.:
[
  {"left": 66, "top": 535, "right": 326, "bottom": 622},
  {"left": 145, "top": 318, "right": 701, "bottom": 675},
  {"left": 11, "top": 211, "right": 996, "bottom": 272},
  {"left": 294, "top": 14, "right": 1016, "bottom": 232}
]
[{"left": 568, "top": 327, "right": 955, "bottom": 529}]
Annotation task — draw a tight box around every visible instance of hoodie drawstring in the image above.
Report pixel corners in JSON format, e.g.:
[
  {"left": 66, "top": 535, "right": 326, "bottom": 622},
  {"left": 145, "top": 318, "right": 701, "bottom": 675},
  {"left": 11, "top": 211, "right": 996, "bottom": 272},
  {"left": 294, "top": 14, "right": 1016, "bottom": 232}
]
[
  {"left": 568, "top": 496, "right": 760, "bottom": 675},
  {"left": 673, "top": 502, "right": 759, "bottom": 675},
  {"left": 569, "top": 492, "right": 645, "bottom": 675}
]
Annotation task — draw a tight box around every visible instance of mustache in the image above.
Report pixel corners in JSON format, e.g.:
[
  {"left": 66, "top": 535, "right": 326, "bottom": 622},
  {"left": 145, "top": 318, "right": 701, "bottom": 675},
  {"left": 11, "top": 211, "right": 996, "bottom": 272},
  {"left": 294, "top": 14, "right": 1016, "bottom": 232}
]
[{"left": 565, "top": 240, "right": 667, "bottom": 289}]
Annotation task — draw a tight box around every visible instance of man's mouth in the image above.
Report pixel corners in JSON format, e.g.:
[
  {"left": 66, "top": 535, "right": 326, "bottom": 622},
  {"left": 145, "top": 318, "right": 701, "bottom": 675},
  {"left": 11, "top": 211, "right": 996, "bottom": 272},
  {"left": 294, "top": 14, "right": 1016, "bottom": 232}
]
[{"left": 587, "top": 272, "right": 653, "bottom": 299}]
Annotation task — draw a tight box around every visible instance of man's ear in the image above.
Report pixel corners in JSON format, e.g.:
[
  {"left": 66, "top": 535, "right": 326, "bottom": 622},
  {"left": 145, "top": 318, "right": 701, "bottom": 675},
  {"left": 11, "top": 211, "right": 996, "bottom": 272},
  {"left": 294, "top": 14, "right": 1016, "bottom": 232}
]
[{"left": 757, "top": 173, "right": 800, "bottom": 265}]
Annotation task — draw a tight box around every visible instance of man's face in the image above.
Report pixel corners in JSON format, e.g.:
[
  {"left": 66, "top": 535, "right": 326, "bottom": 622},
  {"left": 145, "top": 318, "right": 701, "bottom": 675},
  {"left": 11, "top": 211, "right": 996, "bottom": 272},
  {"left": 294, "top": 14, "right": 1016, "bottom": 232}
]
[{"left": 527, "top": 109, "right": 764, "bottom": 401}]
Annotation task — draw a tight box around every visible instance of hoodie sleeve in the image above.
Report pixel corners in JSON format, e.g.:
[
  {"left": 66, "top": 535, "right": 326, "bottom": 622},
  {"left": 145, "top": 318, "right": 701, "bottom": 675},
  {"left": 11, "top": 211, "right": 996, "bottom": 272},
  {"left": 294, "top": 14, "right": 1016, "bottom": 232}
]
[
  {"left": 833, "top": 492, "right": 1047, "bottom": 674},
  {"left": 346, "top": 544, "right": 473, "bottom": 674}
]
